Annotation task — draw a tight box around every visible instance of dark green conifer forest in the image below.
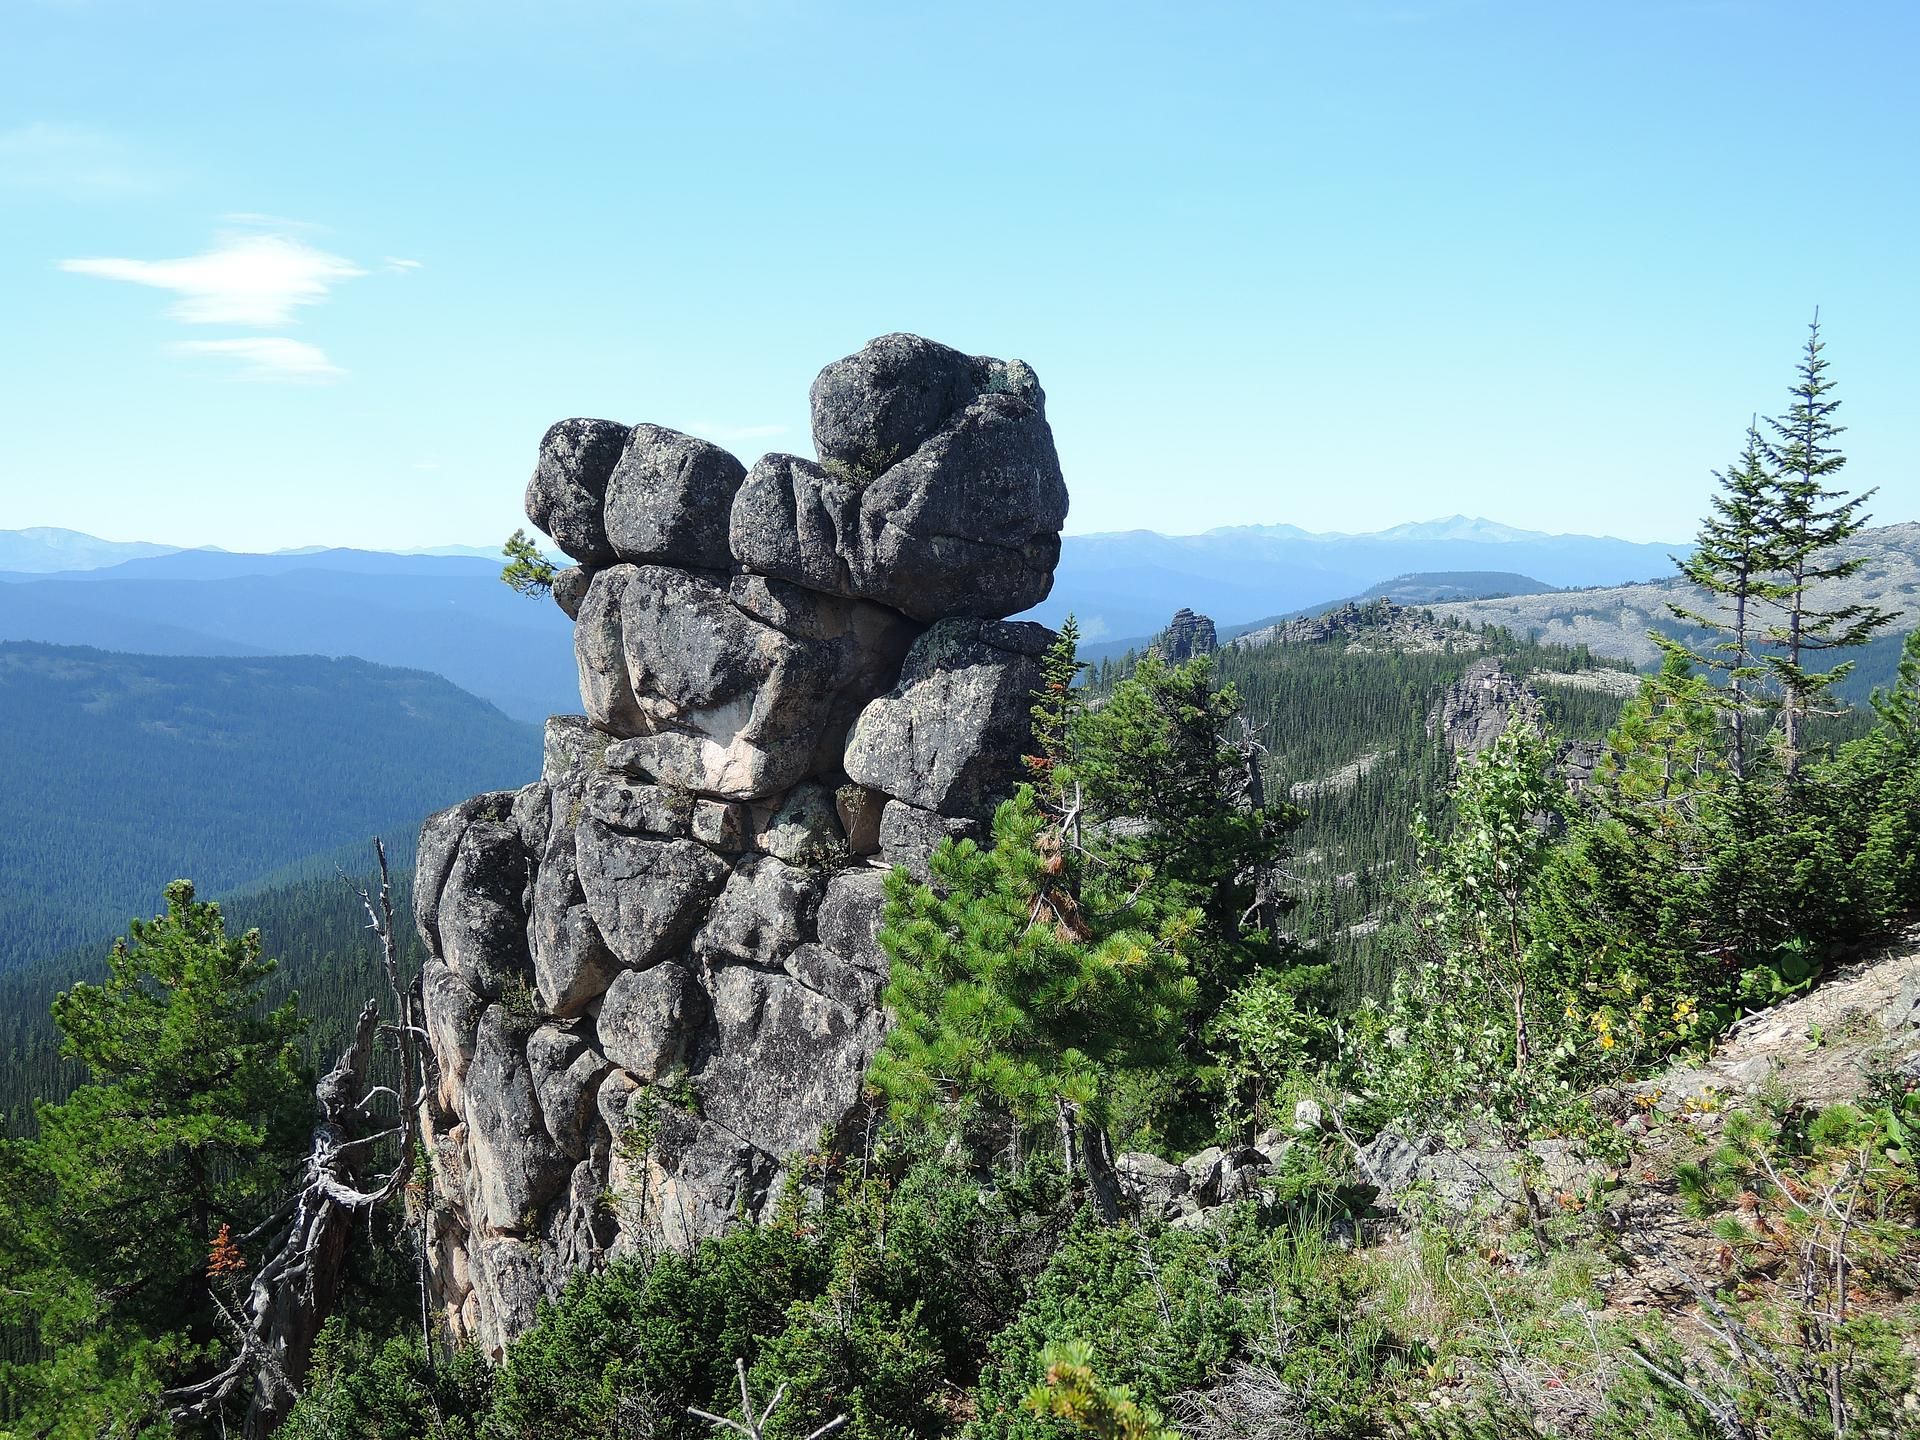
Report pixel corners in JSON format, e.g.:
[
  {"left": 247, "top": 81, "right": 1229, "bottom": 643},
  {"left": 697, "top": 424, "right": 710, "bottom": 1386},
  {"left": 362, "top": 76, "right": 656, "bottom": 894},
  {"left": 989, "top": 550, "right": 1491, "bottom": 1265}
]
[{"left": 0, "top": 644, "right": 538, "bottom": 973}]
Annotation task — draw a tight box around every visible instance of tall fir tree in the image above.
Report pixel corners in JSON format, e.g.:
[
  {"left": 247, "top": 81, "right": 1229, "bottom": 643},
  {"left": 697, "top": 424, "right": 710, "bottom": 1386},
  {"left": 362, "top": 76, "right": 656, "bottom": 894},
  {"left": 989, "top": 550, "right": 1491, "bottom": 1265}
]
[
  {"left": 1026, "top": 614, "right": 1086, "bottom": 812},
  {"left": 1757, "top": 313, "right": 1896, "bottom": 776},
  {"left": 1660, "top": 423, "right": 1786, "bottom": 780}
]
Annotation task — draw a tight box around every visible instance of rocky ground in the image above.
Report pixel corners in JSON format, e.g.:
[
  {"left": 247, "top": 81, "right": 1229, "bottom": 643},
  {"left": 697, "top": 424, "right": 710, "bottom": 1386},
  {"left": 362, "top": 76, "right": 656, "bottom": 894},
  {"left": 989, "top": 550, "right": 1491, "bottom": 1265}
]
[{"left": 1111, "top": 932, "right": 1920, "bottom": 1431}]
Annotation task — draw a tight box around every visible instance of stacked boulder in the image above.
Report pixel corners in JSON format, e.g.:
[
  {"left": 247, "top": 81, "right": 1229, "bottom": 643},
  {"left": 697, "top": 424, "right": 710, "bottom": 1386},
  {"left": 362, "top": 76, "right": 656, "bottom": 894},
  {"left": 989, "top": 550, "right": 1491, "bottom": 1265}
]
[
  {"left": 1158, "top": 607, "right": 1218, "bottom": 663},
  {"left": 414, "top": 335, "right": 1068, "bottom": 1354}
]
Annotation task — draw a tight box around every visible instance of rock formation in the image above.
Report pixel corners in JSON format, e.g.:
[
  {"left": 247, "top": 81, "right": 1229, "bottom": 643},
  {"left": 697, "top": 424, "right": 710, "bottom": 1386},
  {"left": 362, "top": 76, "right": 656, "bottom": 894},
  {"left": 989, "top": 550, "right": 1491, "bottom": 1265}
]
[
  {"left": 1232, "top": 598, "right": 1486, "bottom": 656},
  {"left": 1158, "top": 607, "right": 1217, "bottom": 663},
  {"left": 415, "top": 335, "right": 1066, "bottom": 1354},
  {"left": 1425, "top": 655, "right": 1543, "bottom": 756}
]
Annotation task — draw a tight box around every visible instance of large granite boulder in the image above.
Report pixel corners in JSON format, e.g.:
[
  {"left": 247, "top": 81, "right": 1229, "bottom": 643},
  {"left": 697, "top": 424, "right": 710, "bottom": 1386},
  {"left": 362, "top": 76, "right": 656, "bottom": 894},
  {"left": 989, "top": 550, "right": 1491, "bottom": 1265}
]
[
  {"left": 596, "top": 962, "right": 705, "bottom": 1080},
  {"left": 577, "top": 565, "right": 918, "bottom": 799},
  {"left": 552, "top": 565, "right": 592, "bottom": 621},
  {"left": 817, "top": 868, "right": 892, "bottom": 977},
  {"left": 605, "top": 424, "right": 748, "bottom": 570},
  {"left": 464, "top": 1010, "right": 572, "bottom": 1233},
  {"left": 542, "top": 715, "right": 612, "bottom": 787},
  {"left": 694, "top": 966, "right": 886, "bottom": 1160},
  {"left": 752, "top": 781, "right": 844, "bottom": 865},
  {"left": 524, "top": 1022, "right": 611, "bottom": 1160},
  {"left": 877, "top": 802, "right": 984, "bottom": 880},
  {"left": 785, "top": 942, "right": 885, "bottom": 1011},
  {"left": 528, "top": 829, "right": 619, "bottom": 1017},
  {"left": 436, "top": 821, "right": 534, "bottom": 1000},
  {"left": 729, "top": 336, "right": 1067, "bottom": 621},
  {"left": 844, "top": 618, "right": 1051, "bottom": 817},
  {"left": 601, "top": 1073, "right": 773, "bottom": 1255},
  {"left": 423, "top": 958, "right": 487, "bottom": 1117},
  {"left": 467, "top": 1236, "right": 546, "bottom": 1358},
  {"left": 694, "top": 856, "right": 819, "bottom": 970},
  {"left": 525, "top": 418, "right": 629, "bottom": 566},
  {"left": 809, "top": 332, "right": 983, "bottom": 475},
  {"left": 582, "top": 774, "right": 694, "bottom": 836},
  {"left": 574, "top": 819, "right": 729, "bottom": 970},
  {"left": 415, "top": 791, "right": 519, "bottom": 956}
]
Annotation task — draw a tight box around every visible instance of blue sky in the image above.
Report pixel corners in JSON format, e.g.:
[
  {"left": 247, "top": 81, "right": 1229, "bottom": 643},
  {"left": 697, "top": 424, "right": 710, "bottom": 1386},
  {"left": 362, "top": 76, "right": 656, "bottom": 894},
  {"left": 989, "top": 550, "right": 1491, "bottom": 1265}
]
[{"left": 1, "top": 0, "right": 1915, "bottom": 552}]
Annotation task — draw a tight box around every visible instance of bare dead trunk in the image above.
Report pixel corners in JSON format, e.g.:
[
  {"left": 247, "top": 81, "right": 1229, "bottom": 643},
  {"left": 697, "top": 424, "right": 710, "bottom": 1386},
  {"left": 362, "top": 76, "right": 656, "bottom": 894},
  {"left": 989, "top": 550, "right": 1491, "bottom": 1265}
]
[{"left": 162, "top": 840, "right": 425, "bottom": 1437}]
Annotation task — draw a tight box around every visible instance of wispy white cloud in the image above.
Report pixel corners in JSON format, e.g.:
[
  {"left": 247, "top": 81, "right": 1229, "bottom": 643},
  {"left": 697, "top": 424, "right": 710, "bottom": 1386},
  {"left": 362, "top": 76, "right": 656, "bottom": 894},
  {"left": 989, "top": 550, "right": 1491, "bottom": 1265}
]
[
  {"left": 60, "top": 232, "right": 367, "bottom": 325},
  {"left": 383, "top": 256, "right": 423, "bottom": 273},
  {"left": 0, "top": 121, "right": 172, "bottom": 199},
  {"left": 171, "top": 337, "right": 345, "bottom": 382}
]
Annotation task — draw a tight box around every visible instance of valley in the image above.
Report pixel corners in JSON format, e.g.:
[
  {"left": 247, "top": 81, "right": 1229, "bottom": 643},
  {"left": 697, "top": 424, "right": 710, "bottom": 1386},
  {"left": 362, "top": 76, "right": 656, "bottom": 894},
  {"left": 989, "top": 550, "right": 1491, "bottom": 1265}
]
[{"left": 0, "top": 642, "right": 538, "bottom": 974}]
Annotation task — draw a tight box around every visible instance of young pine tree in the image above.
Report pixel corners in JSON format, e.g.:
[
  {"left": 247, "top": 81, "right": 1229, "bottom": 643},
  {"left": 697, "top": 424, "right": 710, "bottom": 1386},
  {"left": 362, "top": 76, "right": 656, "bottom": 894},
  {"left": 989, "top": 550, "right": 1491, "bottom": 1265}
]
[
  {"left": 1529, "top": 657, "right": 1748, "bottom": 1049},
  {"left": 1660, "top": 423, "right": 1786, "bottom": 780},
  {"left": 500, "top": 527, "right": 558, "bottom": 598},
  {"left": 1757, "top": 313, "right": 1896, "bottom": 776},
  {"left": 0, "top": 882, "right": 310, "bottom": 1433},
  {"left": 1026, "top": 614, "right": 1086, "bottom": 811},
  {"left": 869, "top": 788, "right": 1197, "bottom": 1205}
]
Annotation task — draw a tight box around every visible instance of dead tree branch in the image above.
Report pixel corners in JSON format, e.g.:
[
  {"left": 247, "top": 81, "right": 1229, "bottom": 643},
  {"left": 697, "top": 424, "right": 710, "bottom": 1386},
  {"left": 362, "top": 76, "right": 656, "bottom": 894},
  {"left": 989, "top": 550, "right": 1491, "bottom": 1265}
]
[
  {"left": 160, "top": 837, "right": 427, "bottom": 1439},
  {"left": 689, "top": 1357, "right": 849, "bottom": 1440}
]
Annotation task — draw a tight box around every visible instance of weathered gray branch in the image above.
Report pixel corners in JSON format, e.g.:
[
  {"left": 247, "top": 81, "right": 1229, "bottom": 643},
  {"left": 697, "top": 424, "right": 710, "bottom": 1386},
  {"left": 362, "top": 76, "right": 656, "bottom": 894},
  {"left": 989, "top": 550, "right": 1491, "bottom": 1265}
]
[{"left": 160, "top": 838, "right": 427, "bottom": 1438}]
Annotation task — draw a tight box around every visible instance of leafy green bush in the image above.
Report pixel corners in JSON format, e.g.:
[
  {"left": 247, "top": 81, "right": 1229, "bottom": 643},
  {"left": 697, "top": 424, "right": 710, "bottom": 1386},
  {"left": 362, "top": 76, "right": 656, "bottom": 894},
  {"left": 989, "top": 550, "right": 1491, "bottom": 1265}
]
[
  {"left": 973, "top": 1206, "right": 1398, "bottom": 1440},
  {"left": 279, "top": 1157, "right": 1075, "bottom": 1440},
  {"left": 277, "top": 1324, "right": 490, "bottom": 1440}
]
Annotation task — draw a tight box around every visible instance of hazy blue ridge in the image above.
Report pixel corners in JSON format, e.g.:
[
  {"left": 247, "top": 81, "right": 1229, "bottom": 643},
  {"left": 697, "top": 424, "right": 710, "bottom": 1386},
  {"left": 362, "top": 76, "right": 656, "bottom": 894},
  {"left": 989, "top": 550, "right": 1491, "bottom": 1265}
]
[{"left": 0, "top": 641, "right": 540, "bottom": 975}]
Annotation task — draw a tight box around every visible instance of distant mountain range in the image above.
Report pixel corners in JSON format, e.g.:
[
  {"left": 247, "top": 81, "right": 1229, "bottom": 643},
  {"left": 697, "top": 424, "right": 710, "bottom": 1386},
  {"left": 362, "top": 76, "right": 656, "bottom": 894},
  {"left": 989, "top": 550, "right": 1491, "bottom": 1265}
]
[
  {"left": 0, "top": 518, "right": 1690, "bottom": 724},
  {"left": 0, "top": 528, "right": 508, "bottom": 573},
  {"left": 0, "top": 527, "right": 183, "bottom": 573},
  {"left": 1022, "top": 516, "right": 1689, "bottom": 641},
  {"left": 0, "top": 642, "right": 539, "bottom": 974},
  {"left": 0, "top": 543, "right": 577, "bottom": 723}
]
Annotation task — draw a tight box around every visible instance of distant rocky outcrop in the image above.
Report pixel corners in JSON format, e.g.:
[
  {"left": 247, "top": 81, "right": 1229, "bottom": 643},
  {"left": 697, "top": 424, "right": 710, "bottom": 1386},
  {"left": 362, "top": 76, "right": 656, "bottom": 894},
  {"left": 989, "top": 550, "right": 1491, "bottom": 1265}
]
[
  {"left": 1425, "top": 655, "right": 1543, "bottom": 756},
  {"left": 1426, "top": 655, "right": 1610, "bottom": 794},
  {"left": 416, "top": 335, "right": 1066, "bottom": 1353},
  {"left": 1233, "top": 598, "right": 1487, "bottom": 656},
  {"left": 1158, "top": 608, "right": 1217, "bottom": 663},
  {"left": 1425, "top": 523, "right": 1920, "bottom": 671}
]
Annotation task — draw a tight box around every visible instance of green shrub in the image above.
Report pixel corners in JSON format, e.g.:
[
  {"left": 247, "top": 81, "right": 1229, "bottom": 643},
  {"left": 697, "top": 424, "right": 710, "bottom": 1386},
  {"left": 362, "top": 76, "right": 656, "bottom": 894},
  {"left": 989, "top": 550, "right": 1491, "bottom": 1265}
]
[{"left": 973, "top": 1206, "right": 1397, "bottom": 1440}]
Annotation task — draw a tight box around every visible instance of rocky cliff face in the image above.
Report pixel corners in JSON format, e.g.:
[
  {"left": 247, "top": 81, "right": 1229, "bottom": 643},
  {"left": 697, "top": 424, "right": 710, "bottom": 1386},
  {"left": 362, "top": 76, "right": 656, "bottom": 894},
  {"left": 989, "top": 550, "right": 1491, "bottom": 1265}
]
[
  {"left": 1158, "top": 607, "right": 1217, "bottom": 662},
  {"left": 1426, "top": 655, "right": 1605, "bottom": 792},
  {"left": 415, "top": 334, "right": 1067, "bottom": 1354}
]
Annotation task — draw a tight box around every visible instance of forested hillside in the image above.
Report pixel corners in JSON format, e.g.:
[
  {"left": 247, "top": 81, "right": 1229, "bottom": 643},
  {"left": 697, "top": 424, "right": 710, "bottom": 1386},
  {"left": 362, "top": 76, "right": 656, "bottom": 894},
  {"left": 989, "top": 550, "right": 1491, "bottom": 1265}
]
[
  {"left": 0, "top": 858, "right": 420, "bottom": 1135},
  {"left": 0, "top": 643, "right": 538, "bottom": 974},
  {"left": 1094, "top": 609, "right": 1641, "bottom": 993}
]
